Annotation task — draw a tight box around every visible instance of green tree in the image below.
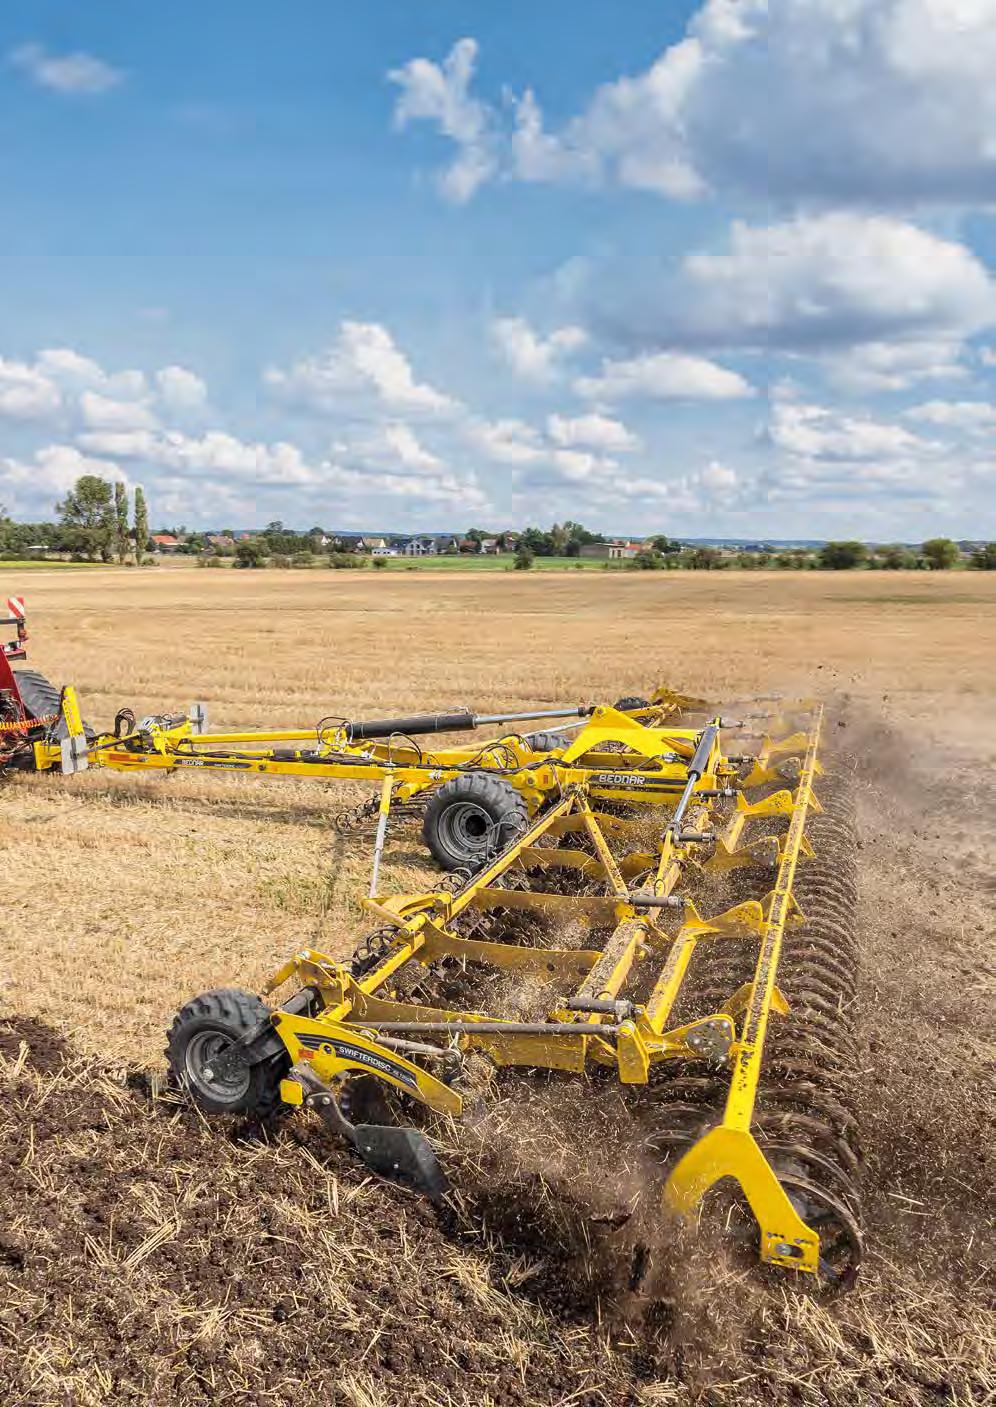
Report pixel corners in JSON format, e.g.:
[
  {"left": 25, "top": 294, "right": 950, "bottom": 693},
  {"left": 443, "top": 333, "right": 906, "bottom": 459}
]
[
  {"left": 649, "top": 534, "right": 682, "bottom": 556},
  {"left": 684, "top": 546, "right": 722, "bottom": 570},
  {"left": 633, "top": 548, "right": 663, "bottom": 570},
  {"left": 921, "top": 537, "right": 960, "bottom": 570},
  {"left": 514, "top": 543, "right": 535, "bottom": 571},
  {"left": 133, "top": 486, "right": 150, "bottom": 562},
  {"left": 57, "top": 474, "right": 116, "bottom": 559},
  {"left": 876, "top": 544, "right": 917, "bottom": 570},
  {"left": 114, "top": 482, "right": 129, "bottom": 563},
  {"left": 818, "top": 541, "right": 867, "bottom": 570},
  {"left": 235, "top": 539, "right": 267, "bottom": 569},
  {"left": 969, "top": 542, "right": 996, "bottom": 570}
]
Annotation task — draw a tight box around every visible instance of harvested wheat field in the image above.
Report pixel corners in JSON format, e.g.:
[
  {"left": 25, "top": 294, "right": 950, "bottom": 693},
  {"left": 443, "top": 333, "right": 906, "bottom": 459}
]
[{"left": 0, "top": 565, "right": 994, "bottom": 1407}]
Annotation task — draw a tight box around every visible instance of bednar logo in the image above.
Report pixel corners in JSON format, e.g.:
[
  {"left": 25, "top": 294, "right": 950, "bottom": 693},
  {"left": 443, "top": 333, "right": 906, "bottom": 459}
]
[{"left": 7, "top": 597, "right": 25, "bottom": 620}]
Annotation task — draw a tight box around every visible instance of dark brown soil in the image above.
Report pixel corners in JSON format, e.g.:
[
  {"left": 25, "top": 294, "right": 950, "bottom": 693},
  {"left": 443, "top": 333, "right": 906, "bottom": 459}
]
[{"left": 1, "top": 708, "right": 994, "bottom": 1406}]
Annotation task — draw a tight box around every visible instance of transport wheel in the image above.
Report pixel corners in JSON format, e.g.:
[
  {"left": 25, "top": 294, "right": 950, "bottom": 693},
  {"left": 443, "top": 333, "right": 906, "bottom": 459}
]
[
  {"left": 614, "top": 695, "right": 649, "bottom": 712},
  {"left": 166, "top": 988, "right": 288, "bottom": 1117},
  {"left": 524, "top": 731, "right": 561, "bottom": 753},
  {"left": 421, "top": 773, "right": 529, "bottom": 871}
]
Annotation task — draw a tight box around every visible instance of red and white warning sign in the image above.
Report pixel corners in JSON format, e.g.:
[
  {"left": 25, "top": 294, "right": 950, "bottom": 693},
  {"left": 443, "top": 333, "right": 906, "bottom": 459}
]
[{"left": 6, "top": 597, "right": 25, "bottom": 620}]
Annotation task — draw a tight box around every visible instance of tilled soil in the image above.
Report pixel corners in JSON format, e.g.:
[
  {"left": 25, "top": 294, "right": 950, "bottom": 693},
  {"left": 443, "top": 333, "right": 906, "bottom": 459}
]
[
  {"left": 3, "top": 709, "right": 994, "bottom": 1407},
  {"left": 1, "top": 571, "right": 994, "bottom": 1406}
]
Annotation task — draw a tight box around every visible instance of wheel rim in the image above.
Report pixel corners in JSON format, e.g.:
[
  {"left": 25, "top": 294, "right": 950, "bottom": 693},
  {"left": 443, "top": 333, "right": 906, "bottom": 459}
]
[
  {"left": 437, "top": 800, "right": 495, "bottom": 861},
  {"left": 184, "top": 1029, "right": 251, "bottom": 1104}
]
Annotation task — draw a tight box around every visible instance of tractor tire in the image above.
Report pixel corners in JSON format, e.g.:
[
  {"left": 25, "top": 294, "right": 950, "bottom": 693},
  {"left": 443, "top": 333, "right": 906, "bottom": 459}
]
[
  {"left": 422, "top": 773, "right": 529, "bottom": 872},
  {"left": 12, "top": 669, "right": 94, "bottom": 743},
  {"left": 166, "top": 988, "right": 288, "bottom": 1117},
  {"left": 524, "top": 731, "right": 561, "bottom": 753},
  {"left": 13, "top": 670, "right": 63, "bottom": 723},
  {"left": 614, "top": 695, "right": 649, "bottom": 712}
]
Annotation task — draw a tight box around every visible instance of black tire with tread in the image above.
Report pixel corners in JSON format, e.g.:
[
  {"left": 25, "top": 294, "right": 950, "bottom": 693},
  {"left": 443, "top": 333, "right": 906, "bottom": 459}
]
[
  {"left": 524, "top": 731, "right": 561, "bottom": 753},
  {"left": 166, "top": 987, "right": 287, "bottom": 1117},
  {"left": 12, "top": 669, "right": 94, "bottom": 741},
  {"left": 13, "top": 670, "right": 63, "bottom": 729},
  {"left": 422, "top": 772, "right": 529, "bottom": 871},
  {"left": 614, "top": 695, "right": 649, "bottom": 712}
]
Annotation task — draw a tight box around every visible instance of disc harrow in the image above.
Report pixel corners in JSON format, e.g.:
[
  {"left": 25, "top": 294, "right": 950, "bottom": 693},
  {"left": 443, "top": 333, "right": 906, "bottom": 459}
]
[{"left": 169, "top": 697, "right": 865, "bottom": 1291}]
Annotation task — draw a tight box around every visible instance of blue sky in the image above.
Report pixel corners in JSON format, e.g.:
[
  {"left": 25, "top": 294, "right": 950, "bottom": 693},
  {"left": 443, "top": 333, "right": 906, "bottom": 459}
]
[{"left": 0, "top": 1, "right": 995, "bottom": 539}]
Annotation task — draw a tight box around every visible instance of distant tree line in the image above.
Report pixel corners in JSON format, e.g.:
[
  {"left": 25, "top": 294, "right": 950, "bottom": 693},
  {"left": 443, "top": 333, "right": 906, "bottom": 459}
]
[
  {"left": 580, "top": 537, "right": 994, "bottom": 572},
  {"left": 0, "top": 475, "right": 150, "bottom": 562},
  {"left": 2, "top": 489, "right": 994, "bottom": 571}
]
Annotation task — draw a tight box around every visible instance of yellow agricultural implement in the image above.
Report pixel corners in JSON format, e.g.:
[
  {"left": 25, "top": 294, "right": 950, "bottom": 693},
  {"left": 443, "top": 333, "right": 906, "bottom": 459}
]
[
  {"left": 1, "top": 602, "right": 729, "bottom": 873},
  {"left": 168, "top": 700, "right": 863, "bottom": 1292},
  {"left": 1, "top": 603, "right": 861, "bottom": 1288}
]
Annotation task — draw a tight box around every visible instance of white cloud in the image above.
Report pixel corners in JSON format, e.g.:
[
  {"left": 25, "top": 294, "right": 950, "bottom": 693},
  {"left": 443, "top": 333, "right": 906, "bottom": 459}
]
[
  {"left": 319, "top": 460, "right": 491, "bottom": 512},
  {"left": 265, "top": 321, "right": 458, "bottom": 416},
  {"left": 767, "top": 397, "right": 934, "bottom": 463},
  {"left": 155, "top": 366, "right": 208, "bottom": 409},
  {"left": 389, "top": 37, "right": 496, "bottom": 202},
  {"left": 595, "top": 215, "right": 996, "bottom": 360},
  {"left": 37, "top": 347, "right": 148, "bottom": 399},
  {"left": 0, "top": 358, "right": 62, "bottom": 421},
  {"left": 79, "top": 391, "right": 159, "bottom": 433},
  {"left": 464, "top": 417, "right": 545, "bottom": 466},
  {"left": 0, "top": 444, "right": 125, "bottom": 511},
  {"left": 491, "top": 317, "right": 587, "bottom": 383},
  {"left": 10, "top": 43, "right": 124, "bottom": 96},
  {"left": 575, "top": 351, "right": 753, "bottom": 402},
  {"left": 906, "top": 399, "right": 996, "bottom": 431},
  {"left": 392, "top": 5, "right": 996, "bottom": 209},
  {"left": 546, "top": 412, "right": 639, "bottom": 452},
  {"left": 818, "top": 339, "right": 969, "bottom": 393},
  {"left": 333, "top": 422, "right": 444, "bottom": 474}
]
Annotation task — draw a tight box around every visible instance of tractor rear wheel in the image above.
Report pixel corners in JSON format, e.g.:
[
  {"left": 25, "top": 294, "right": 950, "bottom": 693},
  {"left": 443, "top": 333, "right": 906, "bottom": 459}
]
[
  {"left": 166, "top": 988, "right": 288, "bottom": 1117},
  {"left": 13, "top": 670, "right": 63, "bottom": 723},
  {"left": 12, "top": 669, "right": 94, "bottom": 742},
  {"left": 422, "top": 773, "right": 529, "bottom": 871}
]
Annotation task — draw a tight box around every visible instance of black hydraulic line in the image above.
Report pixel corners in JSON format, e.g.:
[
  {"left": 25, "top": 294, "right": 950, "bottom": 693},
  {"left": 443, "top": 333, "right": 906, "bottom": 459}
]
[{"left": 345, "top": 706, "right": 589, "bottom": 742}]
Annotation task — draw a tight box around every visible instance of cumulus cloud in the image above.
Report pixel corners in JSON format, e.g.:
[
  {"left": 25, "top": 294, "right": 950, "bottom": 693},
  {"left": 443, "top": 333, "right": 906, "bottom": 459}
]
[
  {"left": 591, "top": 215, "right": 996, "bottom": 360},
  {"left": 575, "top": 351, "right": 753, "bottom": 402},
  {"left": 36, "top": 347, "right": 148, "bottom": 399},
  {"left": 817, "top": 339, "right": 970, "bottom": 394},
  {"left": 391, "top": 4, "right": 996, "bottom": 208},
  {"left": 766, "top": 397, "right": 934, "bottom": 463},
  {"left": 906, "top": 399, "right": 996, "bottom": 431},
  {"left": 155, "top": 366, "right": 208, "bottom": 409},
  {"left": 0, "top": 444, "right": 125, "bottom": 511},
  {"left": 10, "top": 43, "right": 125, "bottom": 96},
  {"left": 389, "top": 37, "right": 496, "bottom": 202},
  {"left": 546, "top": 412, "right": 639, "bottom": 452},
  {"left": 0, "top": 358, "right": 63, "bottom": 421},
  {"left": 332, "top": 422, "right": 444, "bottom": 474},
  {"left": 463, "top": 417, "right": 545, "bottom": 466},
  {"left": 265, "top": 321, "right": 458, "bottom": 417},
  {"left": 491, "top": 317, "right": 587, "bottom": 383},
  {"left": 79, "top": 392, "right": 159, "bottom": 433}
]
